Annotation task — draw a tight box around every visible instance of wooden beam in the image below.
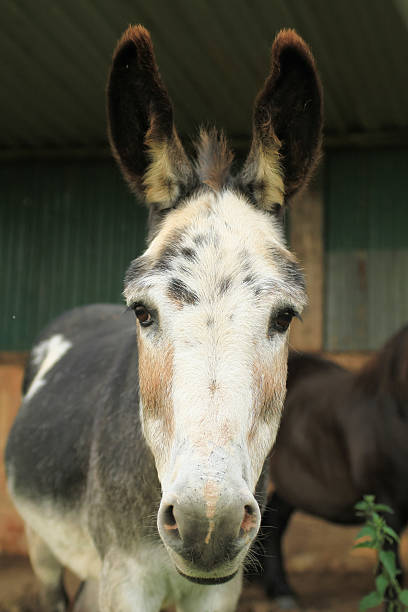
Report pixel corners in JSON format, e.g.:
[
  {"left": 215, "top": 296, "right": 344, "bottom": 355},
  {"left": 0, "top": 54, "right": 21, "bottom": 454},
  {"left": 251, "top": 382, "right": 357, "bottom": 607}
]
[
  {"left": 0, "top": 128, "right": 407, "bottom": 161},
  {"left": 0, "top": 146, "right": 111, "bottom": 161},
  {"left": 324, "top": 128, "right": 408, "bottom": 150},
  {"left": 0, "top": 352, "right": 28, "bottom": 366}
]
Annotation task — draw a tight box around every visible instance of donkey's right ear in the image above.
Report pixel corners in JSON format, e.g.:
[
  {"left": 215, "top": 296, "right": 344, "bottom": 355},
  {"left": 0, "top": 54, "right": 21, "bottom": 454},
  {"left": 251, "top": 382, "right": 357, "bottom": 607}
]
[{"left": 107, "top": 25, "right": 194, "bottom": 209}]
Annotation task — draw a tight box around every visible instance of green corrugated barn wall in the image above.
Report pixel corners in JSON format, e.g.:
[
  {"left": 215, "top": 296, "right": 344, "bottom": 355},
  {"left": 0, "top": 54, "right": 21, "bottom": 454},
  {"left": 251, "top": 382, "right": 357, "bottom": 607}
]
[
  {"left": 1, "top": 159, "right": 147, "bottom": 350},
  {"left": 325, "top": 149, "right": 408, "bottom": 351},
  {"left": 1, "top": 150, "right": 408, "bottom": 352}
]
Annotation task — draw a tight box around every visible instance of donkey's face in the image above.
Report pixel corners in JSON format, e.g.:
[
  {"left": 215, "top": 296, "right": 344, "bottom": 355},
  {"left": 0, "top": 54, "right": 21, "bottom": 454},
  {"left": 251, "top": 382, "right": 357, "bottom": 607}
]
[
  {"left": 125, "top": 191, "right": 306, "bottom": 488},
  {"left": 108, "top": 26, "right": 322, "bottom": 584}
]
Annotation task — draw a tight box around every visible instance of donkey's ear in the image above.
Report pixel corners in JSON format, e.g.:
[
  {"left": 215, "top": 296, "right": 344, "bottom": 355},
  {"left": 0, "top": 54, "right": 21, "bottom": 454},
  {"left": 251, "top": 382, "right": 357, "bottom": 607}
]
[
  {"left": 241, "top": 29, "right": 323, "bottom": 210},
  {"left": 107, "top": 25, "right": 194, "bottom": 209}
]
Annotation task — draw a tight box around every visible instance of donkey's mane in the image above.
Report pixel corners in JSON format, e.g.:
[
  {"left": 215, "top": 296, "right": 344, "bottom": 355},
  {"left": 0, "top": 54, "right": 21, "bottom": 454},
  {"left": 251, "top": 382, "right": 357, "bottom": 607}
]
[{"left": 194, "top": 128, "right": 235, "bottom": 192}]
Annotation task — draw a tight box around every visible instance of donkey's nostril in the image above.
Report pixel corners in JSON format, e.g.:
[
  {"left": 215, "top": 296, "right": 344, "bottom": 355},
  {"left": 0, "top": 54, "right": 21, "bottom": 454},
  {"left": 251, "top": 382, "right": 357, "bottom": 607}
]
[
  {"left": 240, "top": 504, "right": 258, "bottom": 535},
  {"left": 163, "top": 505, "right": 178, "bottom": 533},
  {"left": 158, "top": 500, "right": 183, "bottom": 549}
]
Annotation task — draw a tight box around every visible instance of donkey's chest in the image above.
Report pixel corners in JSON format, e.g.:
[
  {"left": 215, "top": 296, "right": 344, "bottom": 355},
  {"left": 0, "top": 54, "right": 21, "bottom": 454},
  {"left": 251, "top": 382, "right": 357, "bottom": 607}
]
[{"left": 17, "top": 493, "right": 217, "bottom": 607}]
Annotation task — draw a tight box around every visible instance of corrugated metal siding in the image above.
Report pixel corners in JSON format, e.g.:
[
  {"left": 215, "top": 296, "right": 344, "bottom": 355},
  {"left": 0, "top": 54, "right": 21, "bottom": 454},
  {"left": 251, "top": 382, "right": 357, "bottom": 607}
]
[
  {"left": 1, "top": 0, "right": 408, "bottom": 151},
  {"left": 0, "top": 160, "right": 147, "bottom": 350},
  {"left": 324, "top": 149, "right": 408, "bottom": 351}
]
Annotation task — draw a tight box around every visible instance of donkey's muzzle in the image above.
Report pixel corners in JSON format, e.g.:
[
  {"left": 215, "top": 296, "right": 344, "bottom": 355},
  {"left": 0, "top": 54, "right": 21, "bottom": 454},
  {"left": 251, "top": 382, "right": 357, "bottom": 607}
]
[{"left": 158, "top": 488, "right": 260, "bottom": 574}]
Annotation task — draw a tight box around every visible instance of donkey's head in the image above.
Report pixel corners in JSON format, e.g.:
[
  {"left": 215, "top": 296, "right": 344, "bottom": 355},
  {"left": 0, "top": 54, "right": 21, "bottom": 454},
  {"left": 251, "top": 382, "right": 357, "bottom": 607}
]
[{"left": 107, "top": 26, "right": 322, "bottom": 584}]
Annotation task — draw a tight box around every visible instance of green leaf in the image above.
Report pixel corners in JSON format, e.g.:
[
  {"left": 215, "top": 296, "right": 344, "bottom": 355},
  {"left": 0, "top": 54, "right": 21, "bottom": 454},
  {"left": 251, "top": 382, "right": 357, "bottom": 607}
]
[
  {"left": 355, "top": 501, "right": 370, "bottom": 511},
  {"left": 379, "top": 550, "right": 397, "bottom": 579},
  {"left": 359, "top": 590, "right": 383, "bottom": 610},
  {"left": 375, "top": 574, "right": 388, "bottom": 597},
  {"left": 371, "top": 511, "right": 382, "bottom": 524},
  {"left": 356, "top": 525, "right": 377, "bottom": 541},
  {"left": 353, "top": 540, "right": 377, "bottom": 549},
  {"left": 399, "top": 589, "right": 408, "bottom": 605},
  {"left": 383, "top": 525, "right": 399, "bottom": 542},
  {"left": 374, "top": 503, "right": 394, "bottom": 514}
]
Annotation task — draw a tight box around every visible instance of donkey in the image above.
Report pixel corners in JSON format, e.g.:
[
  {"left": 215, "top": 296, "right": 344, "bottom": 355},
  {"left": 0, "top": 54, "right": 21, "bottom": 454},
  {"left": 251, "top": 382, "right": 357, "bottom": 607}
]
[
  {"left": 260, "top": 326, "right": 408, "bottom": 608},
  {"left": 5, "top": 25, "right": 322, "bottom": 612}
]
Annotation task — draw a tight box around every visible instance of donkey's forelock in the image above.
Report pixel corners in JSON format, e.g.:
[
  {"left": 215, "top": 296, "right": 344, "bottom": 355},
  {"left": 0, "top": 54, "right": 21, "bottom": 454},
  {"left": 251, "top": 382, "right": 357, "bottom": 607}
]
[{"left": 194, "top": 128, "right": 235, "bottom": 193}]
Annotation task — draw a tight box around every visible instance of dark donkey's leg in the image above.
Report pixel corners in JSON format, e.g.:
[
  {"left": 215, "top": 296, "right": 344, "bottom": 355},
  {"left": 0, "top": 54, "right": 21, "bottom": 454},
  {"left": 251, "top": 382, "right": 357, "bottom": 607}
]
[
  {"left": 26, "top": 526, "right": 69, "bottom": 612},
  {"left": 261, "top": 491, "right": 298, "bottom": 607}
]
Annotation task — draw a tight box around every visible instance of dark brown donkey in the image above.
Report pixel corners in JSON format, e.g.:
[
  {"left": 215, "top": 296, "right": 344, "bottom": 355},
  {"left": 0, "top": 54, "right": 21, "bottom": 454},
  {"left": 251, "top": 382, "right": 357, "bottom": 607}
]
[
  {"left": 260, "top": 325, "right": 408, "bottom": 608},
  {"left": 5, "top": 26, "right": 322, "bottom": 612}
]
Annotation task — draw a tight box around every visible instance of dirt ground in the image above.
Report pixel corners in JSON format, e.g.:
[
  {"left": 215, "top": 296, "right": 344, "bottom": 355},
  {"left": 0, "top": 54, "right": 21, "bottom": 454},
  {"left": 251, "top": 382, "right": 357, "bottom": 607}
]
[{"left": 0, "top": 512, "right": 407, "bottom": 612}]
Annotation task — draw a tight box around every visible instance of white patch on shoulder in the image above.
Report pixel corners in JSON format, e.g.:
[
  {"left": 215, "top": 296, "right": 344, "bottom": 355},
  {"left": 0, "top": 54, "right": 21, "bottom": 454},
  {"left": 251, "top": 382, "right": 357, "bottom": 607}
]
[{"left": 25, "top": 334, "right": 72, "bottom": 401}]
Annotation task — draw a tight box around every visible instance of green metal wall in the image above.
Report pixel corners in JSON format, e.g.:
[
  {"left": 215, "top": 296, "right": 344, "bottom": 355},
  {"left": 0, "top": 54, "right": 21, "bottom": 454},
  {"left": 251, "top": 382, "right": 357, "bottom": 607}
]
[
  {"left": 0, "top": 159, "right": 147, "bottom": 350},
  {"left": 3, "top": 152, "right": 407, "bottom": 353},
  {"left": 325, "top": 149, "right": 408, "bottom": 351}
]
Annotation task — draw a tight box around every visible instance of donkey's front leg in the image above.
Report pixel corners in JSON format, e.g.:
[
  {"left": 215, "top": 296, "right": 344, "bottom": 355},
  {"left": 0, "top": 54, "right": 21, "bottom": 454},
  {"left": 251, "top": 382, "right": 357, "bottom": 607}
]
[
  {"left": 25, "top": 526, "right": 69, "bottom": 612},
  {"left": 72, "top": 580, "right": 100, "bottom": 612},
  {"left": 176, "top": 570, "right": 243, "bottom": 612},
  {"left": 99, "top": 551, "right": 167, "bottom": 612}
]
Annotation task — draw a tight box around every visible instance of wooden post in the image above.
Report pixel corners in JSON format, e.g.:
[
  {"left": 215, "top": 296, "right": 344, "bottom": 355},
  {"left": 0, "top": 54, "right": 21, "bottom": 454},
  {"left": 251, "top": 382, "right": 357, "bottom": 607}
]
[
  {"left": 0, "top": 360, "right": 27, "bottom": 554},
  {"left": 289, "top": 170, "right": 324, "bottom": 352}
]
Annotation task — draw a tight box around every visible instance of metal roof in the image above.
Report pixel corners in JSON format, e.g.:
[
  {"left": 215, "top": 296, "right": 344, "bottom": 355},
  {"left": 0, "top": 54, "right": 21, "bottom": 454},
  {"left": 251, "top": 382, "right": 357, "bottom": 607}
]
[{"left": 1, "top": 0, "right": 408, "bottom": 154}]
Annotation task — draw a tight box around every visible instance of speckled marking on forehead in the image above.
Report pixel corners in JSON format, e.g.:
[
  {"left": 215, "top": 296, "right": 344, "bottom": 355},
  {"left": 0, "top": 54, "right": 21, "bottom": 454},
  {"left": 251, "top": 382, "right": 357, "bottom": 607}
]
[
  {"left": 167, "top": 278, "right": 199, "bottom": 307},
  {"left": 148, "top": 193, "right": 214, "bottom": 259},
  {"left": 125, "top": 189, "right": 307, "bottom": 311}
]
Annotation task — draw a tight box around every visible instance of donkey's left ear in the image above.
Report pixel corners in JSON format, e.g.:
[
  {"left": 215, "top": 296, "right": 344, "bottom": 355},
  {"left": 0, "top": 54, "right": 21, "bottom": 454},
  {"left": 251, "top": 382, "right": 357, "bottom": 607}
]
[
  {"left": 241, "top": 29, "right": 323, "bottom": 210},
  {"left": 107, "top": 25, "right": 194, "bottom": 209}
]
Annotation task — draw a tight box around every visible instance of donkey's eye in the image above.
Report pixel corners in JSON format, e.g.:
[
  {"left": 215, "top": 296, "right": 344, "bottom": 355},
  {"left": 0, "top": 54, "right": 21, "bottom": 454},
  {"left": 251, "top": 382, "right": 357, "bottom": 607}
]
[
  {"left": 270, "top": 309, "right": 297, "bottom": 334},
  {"left": 133, "top": 305, "right": 153, "bottom": 327}
]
